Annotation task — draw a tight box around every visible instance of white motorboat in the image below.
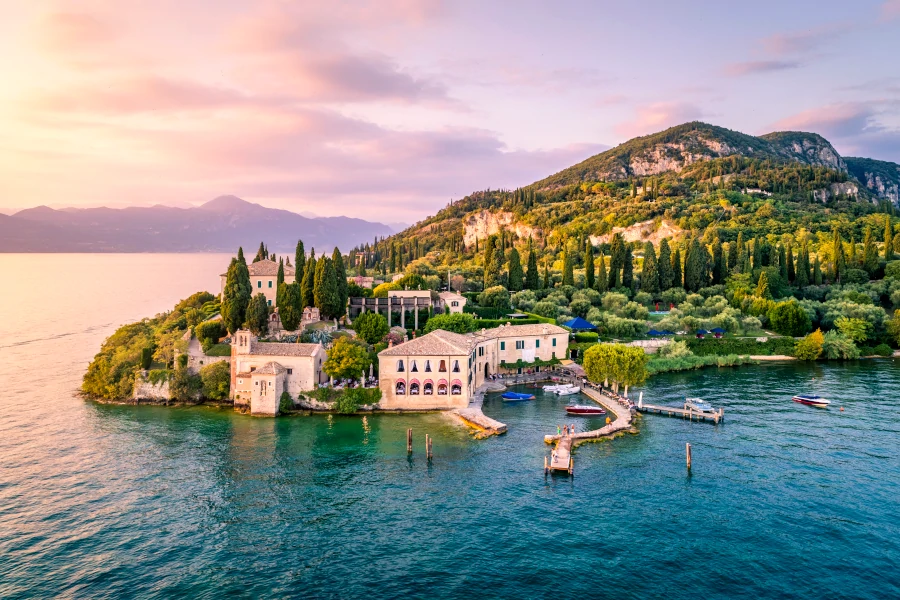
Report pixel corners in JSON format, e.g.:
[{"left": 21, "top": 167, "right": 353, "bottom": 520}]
[
  {"left": 554, "top": 384, "right": 580, "bottom": 396},
  {"left": 542, "top": 383, "right": 568, "bottom": 392},
  {"left": 684, "top": 397, "right": 714, "bottom": 413}
]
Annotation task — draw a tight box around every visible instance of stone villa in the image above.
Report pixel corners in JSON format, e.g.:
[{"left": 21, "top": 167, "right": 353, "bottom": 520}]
[
  {"left": 220, "top": 259, "right": 295, "bottom": 308},
  {"left": 378, "top": 323, "right": 569, "bottom": 410},
  {"left": 230, "top": 329, "right": 326, "bottom": 416}
]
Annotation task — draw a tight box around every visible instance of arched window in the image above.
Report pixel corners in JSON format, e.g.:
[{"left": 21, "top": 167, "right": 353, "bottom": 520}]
[
  {"left": 452, "top": 360, "right": 460, "bottom": 373},
  {"left": 395, "top": 381, "right": 406, "bottom": 395},
  {"left": 411, "top": 361, "right": 419, "bottom": 372},
  {"left": 423, "top": 382, "right": 433, "bottom": 395},
  {"left": 397, "top": 360, "right": 405, "bottom": 372},
  {"left": 439, "top": 360, "right": 447, "bottom": 372},
  {"left": 424, "top": 360, "right": 432, "bottom": 372},
  {"left": 410, "top": 382, "right": 420, "bottom": 395},
  {"left": 437, "top": 380, "right": 448, "bottom": 395},
  {"left": 451, "top": 382, "right": 462, "bottom": 395}
]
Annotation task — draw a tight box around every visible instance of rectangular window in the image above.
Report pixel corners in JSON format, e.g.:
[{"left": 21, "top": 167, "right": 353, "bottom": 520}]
[
  {"left": 287, "top": 368, "right": 293, "bottom": 375},
  {"left": 257, "top": 281, "right": 262, "bottom": 288},
  {"left": 536, "top": 340, "right": 540, "bottom": 348},
  {"left": 500, "top": 341, "right": 505, "bottom": 351},
  {"left": 552, "top": 338, "right": 557, "bottom": 347},
  {"left": 268, "top": 300, "right": 272, "bottom": 306},
  {"left": 478, "top": 347, "right": 484, "bottom": 357},
  {"left": 515, "top": 340, "right": 524, "bottom": 350},
  {"left": 268, "top": 280, "right": 273, "bottom": 288}
]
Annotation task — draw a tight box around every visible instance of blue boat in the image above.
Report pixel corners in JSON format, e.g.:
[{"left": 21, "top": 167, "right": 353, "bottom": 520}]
[{"left": 501, "top": 392, "right": 535, "bottom": 402}]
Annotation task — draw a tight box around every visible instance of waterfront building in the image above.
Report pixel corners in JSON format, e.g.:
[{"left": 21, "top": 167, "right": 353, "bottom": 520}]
[
  {"left": 219, "top": 259, "right": 295, "bottom": 308},
  {"left": 438, "top": 291, "right": 466, "bottom": 314},
  {"left": 230, "top": 329, "right": 326, "bottom": 415},
  {"left": 378, "top": 323, "right": 568, "bottom": 409}
]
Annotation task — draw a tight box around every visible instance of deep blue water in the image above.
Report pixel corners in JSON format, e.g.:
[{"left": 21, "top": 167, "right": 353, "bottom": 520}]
[{"left": 1, "top": 255, "right": 899, "bottom": 598}]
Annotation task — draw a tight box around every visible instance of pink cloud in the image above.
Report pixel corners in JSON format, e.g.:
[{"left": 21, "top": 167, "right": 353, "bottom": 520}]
[
  {"left": 615, "top": 102, "right": 704, "bottom": 138},
  {"left": 881, "top": 0, "right": 900, "bottom": 21},
  {"left": 723, "top": 60, "right": 800, "bottom": 76}
]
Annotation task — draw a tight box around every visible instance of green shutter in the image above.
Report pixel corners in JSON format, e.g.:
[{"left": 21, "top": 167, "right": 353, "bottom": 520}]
[{"left": 500, "top": 341, "right": 505, "bottom": 350}]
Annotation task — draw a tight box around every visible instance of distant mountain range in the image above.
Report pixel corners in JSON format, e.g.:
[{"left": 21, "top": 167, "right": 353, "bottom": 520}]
[{"left": 0, "top": 195, "right": 395, "bottom": 253}]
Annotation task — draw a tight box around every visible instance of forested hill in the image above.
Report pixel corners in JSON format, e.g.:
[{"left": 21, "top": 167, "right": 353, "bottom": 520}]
[{"left": 357, "top": 121, "right": 900, "bottom": 270}]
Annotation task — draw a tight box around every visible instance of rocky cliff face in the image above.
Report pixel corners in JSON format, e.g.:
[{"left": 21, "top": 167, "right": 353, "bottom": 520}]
[
  {"left": 845, "top": 157, "right": 900, "bottom": 205},
  {"left": 462, "top": 210, "right": 536, "bottom": 248}
]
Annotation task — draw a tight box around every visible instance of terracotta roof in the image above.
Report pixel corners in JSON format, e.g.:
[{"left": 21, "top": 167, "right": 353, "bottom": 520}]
[
  {"left": 220, "top": 259, "right": 295, "bottom": 277},
  {"left": 379, "top": 329, "right": 473, "bottom": 357},
  {"left": 249, "top": 341, "right": 321, "bottom": 357},
  {"left": 480, "top": 323, "right": 567, "bottom": 339},
  {"left": 253, "top": 361, "right": 287, "bottom": 375}
]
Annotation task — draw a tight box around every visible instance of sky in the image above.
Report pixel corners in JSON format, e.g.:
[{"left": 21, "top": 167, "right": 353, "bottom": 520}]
[{"left": 1, "top": 0, "right": 899, "bottom": 222}]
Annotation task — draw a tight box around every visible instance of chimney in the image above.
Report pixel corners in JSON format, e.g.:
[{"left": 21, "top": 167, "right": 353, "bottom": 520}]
[
  {"left": 413, "top": 331, "right": 417, "bottom": 339},
  {"left": 389, "top": 339, "right": 394, "bottom": 348}
]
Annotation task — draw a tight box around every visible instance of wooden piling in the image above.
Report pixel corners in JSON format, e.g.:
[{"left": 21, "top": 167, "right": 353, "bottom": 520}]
[
  {"left": 686, "top": 443, "right": 692, "bottom": 470},
  {"left": 407, "top": 428, "right": 412, "bottom": 454},
  {"left": 544, "top": 456, "right": 548, "bottom": 474}
]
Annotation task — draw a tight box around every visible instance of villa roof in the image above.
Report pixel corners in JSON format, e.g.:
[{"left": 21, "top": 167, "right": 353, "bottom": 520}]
[
  {"left": 479, "top": 323, "right": 568, "bottom": 339},
  {"left": 249, "top": 341, "right": 321, "bottom": 357},
  {"left": 379, "top": 329, "right": 473, "bottom": 357},
  {"left": 220, "top": 259, "right": 295, "bottom": 277},
  {"left": 253, "top": 361, "right": 287, "bottom": 375}
]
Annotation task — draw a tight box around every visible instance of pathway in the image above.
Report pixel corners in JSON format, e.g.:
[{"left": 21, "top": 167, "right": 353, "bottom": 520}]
[
  {"left": 452, "top": 382, "right": 508, "bottom": 438},
  {"left": 543, "top": 385, "right": 635, "bottom": 445}
]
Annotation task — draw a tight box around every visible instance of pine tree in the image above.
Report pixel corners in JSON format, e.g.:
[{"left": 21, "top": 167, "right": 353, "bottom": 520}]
[
  {"left": 622, "top": 246, "right": 634, "bottom": 290},
  {"left": 711, "top": 237, "right": 724, "bottom": 285},
  {"left": 562, "top": 251, "right": 575, "bottom": 286},
  {"left": 786, "top": 240, "right": 796, "bottom": 284},
  {"left": 295, "top": 240, "right": 305, "bottom": 277},
  {"left": 596, "top": 250, "right": 608, "bottom": 293},
  {"left": 863, "top": 227, "right": 879, "bottom": 275},
  {"left": 885, "top": 217, "right": 894, "bottom": 261},
  {"left": 584, "top": 244, "right": 595, "bottom": 290},
  {"left": 332, "top": 247, "right": 348, "bottom": 313},
  {"left": 524, "top": 243, "right": 539, "bottom": 290},
  {"left": 253, "top": 241, "right": 266, "bottom": 263},
  {"left": 658, "top": 238, "right": 673, "bottom": 290},
  {"left": 301, "top": 255, "right": 316, "bottom": 309},
  {"left": 641, "top": 242, "right": 659, "bottom": 294},
  {"left": 222, "top": 257, "right": 252, "bottom": 334},
  {"left": 672, "top": 248, "right": 683, "bottom": 289},
  {"left": 508, "top": 248, "right": 524, "bottom": 291}
]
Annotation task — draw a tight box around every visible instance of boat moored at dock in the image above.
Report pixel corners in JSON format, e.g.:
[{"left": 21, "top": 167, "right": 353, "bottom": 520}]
[
  {"left": 565, "top": 404, "right": 606, "bottom": 416},
  {"left": 501, "top": 391, "right": 535, "bottom": 402}
]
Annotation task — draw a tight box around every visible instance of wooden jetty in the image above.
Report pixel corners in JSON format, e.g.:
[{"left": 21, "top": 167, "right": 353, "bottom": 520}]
[
  {"left": 636, "top": 397, "right": 724, "bottom": 424},
  {"left": 545, "top": 434, "right": 574, "bottom": 475}
]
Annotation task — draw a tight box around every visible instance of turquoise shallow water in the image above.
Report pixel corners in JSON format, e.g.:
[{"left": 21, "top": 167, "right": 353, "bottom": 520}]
[{"left": 1, "top": 255, "right": 899, "bottom": 598}]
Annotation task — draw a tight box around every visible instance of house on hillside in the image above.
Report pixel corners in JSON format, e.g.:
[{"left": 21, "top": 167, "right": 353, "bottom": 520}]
[
  {"left": 230, "top": 329, "right": 326, "bottom": 416},
  {"left": 438, "top": 291, "right": 466, "bottom": 314},
  {"left": 219, "top": 259, "right": 295, "bottom": 307},
  {"left": 377, "top": 323, "right": 568, "bottom": 410}
]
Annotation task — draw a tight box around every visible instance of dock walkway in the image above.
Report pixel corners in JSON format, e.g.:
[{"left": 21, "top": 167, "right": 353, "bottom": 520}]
[
  {"left": 452, "top": 382, "right": 508, "bottom": 438},
  {"left": 636, "top": 401, "right": 724, "bottom": 424},
  {"left": 543, "top": 386, "right": 635, "bottom": 445}
]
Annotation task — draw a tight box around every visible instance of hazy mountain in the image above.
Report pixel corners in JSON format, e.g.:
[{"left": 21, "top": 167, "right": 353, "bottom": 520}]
[{"left": 2, "top": 195, "right": 393, "bottom": 253}]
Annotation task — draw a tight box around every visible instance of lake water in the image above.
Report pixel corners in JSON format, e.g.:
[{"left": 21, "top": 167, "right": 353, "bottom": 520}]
[{"left": 1, "top": 254, "right": 899, "bottom": 599}]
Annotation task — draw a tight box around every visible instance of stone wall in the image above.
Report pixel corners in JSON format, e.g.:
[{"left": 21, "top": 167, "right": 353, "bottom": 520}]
[{"left": 133, "top": 373, "right": 170, "bottom": 400}]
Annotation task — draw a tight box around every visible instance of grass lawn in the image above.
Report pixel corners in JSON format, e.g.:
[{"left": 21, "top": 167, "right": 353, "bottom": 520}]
[{"left": 205, "top": 343, "right": 231, "bottom": 356}]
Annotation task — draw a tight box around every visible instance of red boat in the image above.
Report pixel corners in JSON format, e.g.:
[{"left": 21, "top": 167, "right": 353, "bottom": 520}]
[{"left": 565, "top": 404, "right": 606, "bottom": 416}]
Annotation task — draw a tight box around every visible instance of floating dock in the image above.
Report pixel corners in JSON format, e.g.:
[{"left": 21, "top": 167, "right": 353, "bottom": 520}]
[
  {"left": 636, "top": 399, "right": 724, "bottom": 424},
  {"left": 546, "top": 434, "right": 573, "bottom": 475}
]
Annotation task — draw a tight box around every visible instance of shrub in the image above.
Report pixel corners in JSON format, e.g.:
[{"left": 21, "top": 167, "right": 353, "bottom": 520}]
[
  {"left": 601, "top": 292, "right": 629, "bottom": 312},
  {"left": 660, "top": 287, "right": 687, "bottom": 306},
  {"left": 657, "top": 340, "right": 693, "bottom": 359},
  {"left": 279, "top": 391, "right": 293, "bottom": 413},
  {"left": 200, "top": 361, "right": 231, "bottom": 400},
  {"left": 205, "top": 343, "right": 232, "bottom": 357},
  {"left": 873, "top": 343, "right": 894, "bottom": 357},
  {"left": 569, "top": 298, "right": 592, "bottom": 318},
  {"left": 170, "top": 368, "right": 202, "bottom": 402},
  {"left": 532, "top": 301, "right": 560, "bottom": 319},
  {"left": 573, "top": 332, "right": 599, "bottom": 343},
  {"left": 633, "top": 291, "right": 653, "bottom": 306},
  {"left": 821, "top": 331, "right": 860, "bottom": 360},
  {"left": 334, "top": 387, "right": 381, "bottom": 414},
  {"left": 474, "top": 318, "right": 539, "bottom": 329},
  {"left": 834, "top": 316, "right": 871, "bottom": 343},
  {"left": 687, "top": 337, "right": 796, "bottom": 356},
  {"left": 794, "top": 329, "right": 824, "bottom": 361},
  {"left": 424, "top": 313, "right": 478, "bottom": 334},
  {"left": 196, "top": 320, "right": 227, "bottom": 351},
  {"left": 353, "top": 311, "right": 390, "bottom": 344},
  {"left": 842, "top": 268, "right": 870, "bottom": 285},
  {"left": 621, "top": 301, "right": 649, "bottom": 320},
  {"left": 478, "top": 285, "right": 510, "bottom": 310},
  {"left": 885, "top": 260, "right": 900, "bottom": 280},
  {"left": 140, "top": 347, "right": 153, "bottom": 370}
]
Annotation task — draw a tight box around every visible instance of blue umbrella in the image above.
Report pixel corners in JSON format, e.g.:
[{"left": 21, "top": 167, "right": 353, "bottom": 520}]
[
  {"left": 697, "top": 329, "right": 709, "bottom": 335},
  {"left": 562, "top": 316, "right": 596, "bottom": 331},
  {"left": 710, "top": 327, "right": 726, "bottom": 334},
  {"left": 647, "top": 329, "right": 661, "bottom": 336}
]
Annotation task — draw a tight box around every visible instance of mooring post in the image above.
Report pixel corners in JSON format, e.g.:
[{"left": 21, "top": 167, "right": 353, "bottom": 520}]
[
  {"left": 407, "top": 428, "right": 412, "bottom": 454},
  {"left": 544, "top": 456, "right": 548, "bottom": 474},
  {"left": 686, "top": 442, "right": 692, "bottom": 470}
]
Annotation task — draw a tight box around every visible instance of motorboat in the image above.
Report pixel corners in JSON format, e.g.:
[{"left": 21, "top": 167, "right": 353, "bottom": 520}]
[
  {"left": 684, "top": 397, "right": 714, "bottom": 413},
  {"left": 554, "top": 385, "right": 580, "bottom": 396},
  {"left": 565, "top": 403, "right": 606, "bottom": 416},
  {"left": 792, "top": 394, "right": 830, "bottom": 408},
  {"left": 501, "top": 391, "right": 535, "bottom": 402},
  {"left": 542, "top": 383, "right": 567, "bottom": 392}
]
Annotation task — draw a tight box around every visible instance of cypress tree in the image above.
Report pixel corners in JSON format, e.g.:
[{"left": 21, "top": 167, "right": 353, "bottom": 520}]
[
  {"left": 778, "top": 245, "right": 788, "bottom": 281},
  {"left": 332, "top": 247, "right": 348, "bottom": 312},
  {"left": 525, "top": 245, "right": 539, "bottom": 290},
  {"left": 784, "top": 240, "right": 797, "bottom": 283},
  {"left": 672, "top": 248, "right": 683, "bottom": 289},
  {"left": 796, "top": 239, "right": 810, "bottom": 287},
  {"left": 294, "top": 240, "right": 305, "bottom": 277},
  {"left": 542, "top": 262, "right": 550, "bottom": 289},
  {"left": 584, "top": 244, "right": 595, "bottom": 290},
  {"left": 727, "top": 240, "right": 738, "bottom": 273},
  {"left": 622, "top": 246, "right": 634, "bottom": 290},
  {"left": 833, "top": 227, "right": 846, "bottom": 284},
  {"left": 608, "top": 233, "right": 624, "bottom": 289},
  {"left": 596, "top": 250, "right": 608, "bottom": 293},
  {"left": 253, "top": 241, "right": 266, "bottom": 263},
  {"left": 278, "top": 282, "right": 303, "bottom": 331},
  {"left": 755, "top": 271, "right": 772, "bottom": 300},
  {"left": 301, "top": 255, "right": 316, "bottom": 309},
  {"left": 314, "top": 258, "right": 340, "bottom": 319},
  {"left": 752, "top": 238, "right": 763, "bottom": 270},
  {"left": 222, "top": 257, "right": 252, "bottom": 334},
  {"left": 562, "top": 251, "right": 575, "bottom": 286},
  {"left": 245, "top": 293, "right": 270, "bottom": 336},
  {"left": 734, "top": 232, "right": 745, "bottom": 273},
  {"left": 813, "top": 255, "right": 823, "bottom": 285},
  {"left": 483, "top": 237, "right": 498, "bottom": 288},
  {"left": 508, "top": 248, "right": 524, "bottom": 291},
  {"left": 684, "top": 238, "right": 705, "bottom": 292},
  {"left": 863, "top": 227, "right": 878, "bottom": 275},
  {"left": 885, "top": 217, "right": 894, "bottom": 261},
  {"left": 277, "top": 258, "right": 285, "bottom": 287},
  {"left": 658, "top": 238, "right": 673, "bottom": 290},
  {"left": 237, "top": 246, "right": 246, "bottom": 265},
  {"left": 641, "top": 242, "right": 659, "bottom": 294},
  {"left": 711, "top": 237, "right": 724, "bottom": 285}
]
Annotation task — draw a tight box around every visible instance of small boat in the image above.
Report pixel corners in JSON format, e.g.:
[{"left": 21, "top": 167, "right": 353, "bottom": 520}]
[
  {"left": 501, "top": 391, "right": 535, "bottom": 402},
  {"left": 684, "top": 397, "right": 714, "bottom": 412},
  {"left": 554, "top": 385, "right": 580, "bottom": 396},
  {"left": 793, "top": 394, "right": 830, "bottom": 408},
  {"left": 542, "top": 383, "right": 566, "bottom": 391},
  {"left": 565, "top": 404, "right": 606, "bottom": 416}
]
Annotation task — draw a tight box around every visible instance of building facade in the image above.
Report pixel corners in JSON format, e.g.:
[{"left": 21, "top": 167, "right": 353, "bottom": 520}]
[
  {"left": 378, "top": 323, "right": 569, "bottom": 410},
  {"left": 219, "top": 259, "right": 296, "bottom": 308},
  {"left": 438, "top": 291, "right": 467, "bottom": 314},
  {"left": 230, "top": 329, "right": 326, "bottom": 415}
]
